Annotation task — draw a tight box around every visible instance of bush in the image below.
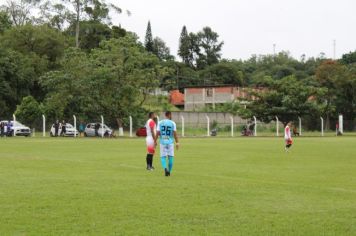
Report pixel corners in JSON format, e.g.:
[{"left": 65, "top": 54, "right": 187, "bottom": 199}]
[{"left": 15, "top": 96, "right": 42, "bottom": 128}]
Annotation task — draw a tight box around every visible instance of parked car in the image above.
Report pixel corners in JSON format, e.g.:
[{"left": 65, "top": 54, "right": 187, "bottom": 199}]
[
  {"left": 136, "top": 127, "right": 147, "bottom": 137},
  {"left": 50, "top": 123, "right": 79, "bottom": 137},
  {"left": 84, "top": 123, "right": 113, "bottom": 137},
  {"left": 0, "top": 120, "right": 31, "bottom": 137}
]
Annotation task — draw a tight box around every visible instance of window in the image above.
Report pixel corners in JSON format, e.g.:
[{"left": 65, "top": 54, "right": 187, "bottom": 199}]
[{"left": 206, "top": 88, "right": 213, "bottom": 97}]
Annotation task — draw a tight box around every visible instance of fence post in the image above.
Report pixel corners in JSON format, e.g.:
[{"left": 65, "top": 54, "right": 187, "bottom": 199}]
[
  {"left": 320, "top": 117, "right": 324, "bottom": 137},
  {"left": 253, "top": 116, "right": 257, "bottom": 136},
  {"left": 275, "top": 116, "right": 279, "bottom": 137},
  {"left": 206, "top": 115, "right": 210, "bottom": 137},
  {"left": 338, "top": 114, "right": 343, "bottom": 134},
  {"left": 181, "top": 115, "right": 185, "bottom": 137},
  {"left": 230, "top": 116, "right": 234, "bottom": 137},
  {"left": 42, "top": 115, "right": 46, "bottom": 137},
  {"left": 12, "top": 114, "right": 16, "bottom": 137},
  {"left": 298, "top": 116, "right": 302, "bottom": 136},
  {"left": 73, "top": 115, "right": 77, "bottom": 138},
  {"left": 129, "top": 116, "right": 133, "bottom": 137},
  {"left": 101, "top": 115, "right": 104, "bottom": 138}
]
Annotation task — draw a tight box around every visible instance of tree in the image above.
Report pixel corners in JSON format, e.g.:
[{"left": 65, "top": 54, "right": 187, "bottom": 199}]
[
  {"left": 243, "top": 76, "right": 322, "bottom": 126},
  {"left": 0, "top": 24, "right": 67, "bottom": 68},
  {"left": 153, "top": 37, "right": 173, "bottom": 61},
  {"left": 178, "top": 26, "right": 191, "bottom": 65},
  {"left": 15, "top": 96, "right": 42, "bottom": 128},
  {"left": 0, "top": 0, "right": 32, "bottom": 26},
  {"left": 315, "top": 60, "right": 348, "bottom": 129},
  {"left": 0, "top": 11, "right": 12, "bottom": 34},
  {"left": 0, "top": 48, "right": 36, "bottom": 118},
  {"left": 144, "top": 21, "right": 154, "bottom": 53},
  {"left": 69, "top": 20, "right": 111, "bottom": 51},
  {"left": 32, "top": 0, "right": 125, "bottom": 47},
  {"left": 340, "top": 51, "right": 356, "bottom": 65},
  {"left": 198, "top": 61, "right": 244, "bottom": 86},
  {"left": 196, "top": 26, "right": 224, "bottom": 69},
  {"left": 40, "top": 35, "right": 170, "bottom": 127},
  {"left": 333, "top": 63, "right": 356, "bottom": 129}
]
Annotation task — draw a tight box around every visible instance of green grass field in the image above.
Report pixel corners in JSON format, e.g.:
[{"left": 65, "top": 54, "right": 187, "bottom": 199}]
[{"left": 0, "top": 137, "right": 356, "bottom": 235}]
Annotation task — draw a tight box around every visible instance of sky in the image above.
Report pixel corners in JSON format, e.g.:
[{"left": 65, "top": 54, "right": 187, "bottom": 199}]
[{"left": 109, "top": 0, "right": 356, "bottom": 60}]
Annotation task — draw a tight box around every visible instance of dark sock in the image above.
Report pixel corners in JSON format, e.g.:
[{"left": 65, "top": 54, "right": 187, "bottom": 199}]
[
  {"left": 148, "top": 154, "right": 153, "bottom": 167},
  {"left": 146, "top": 154, "right": 150, "bottom": 167}
]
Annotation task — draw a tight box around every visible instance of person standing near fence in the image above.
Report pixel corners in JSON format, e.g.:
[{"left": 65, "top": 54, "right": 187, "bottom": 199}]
[
  {"left": 60, "top": 120, "right": 66, "bottom": 136},
  {"left": 54, "top": 120, "right": 59, "bottom": 137},
  {"left": 79, "top": 122, "right": 85, "bottom": 137},
  {"left": 145, "top": 112, "right": 157, "bottom": 170},
  {"left": 0, "top": 122, "right": 4, "bottom": 137},
  {"left": 284, "top": 121, "right": 293, "bottom": 152},
  {"left": 155, "top": 111, "right": 180, "bottom": 177}
]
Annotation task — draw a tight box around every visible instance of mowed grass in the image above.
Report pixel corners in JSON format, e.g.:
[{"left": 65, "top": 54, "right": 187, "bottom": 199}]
[{"left": 0, "top": 137, "right": 356, "bottom": 235}]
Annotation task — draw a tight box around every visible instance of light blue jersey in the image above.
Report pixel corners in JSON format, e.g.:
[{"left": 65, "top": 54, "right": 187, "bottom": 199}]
[{"left": 157, "top": 119, "right": 177, "bottom": 145}]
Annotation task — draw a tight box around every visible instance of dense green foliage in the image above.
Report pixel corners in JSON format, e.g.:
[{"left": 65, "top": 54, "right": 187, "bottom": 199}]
[
  {"left": 0, "top": 137, "right": 356, "bottom": 235},
  {"left": 0, "top": 4, "right": 355, "bottom": 129},
  {"left": 14, "top": 95, "right": 43, "bottom": 128}
]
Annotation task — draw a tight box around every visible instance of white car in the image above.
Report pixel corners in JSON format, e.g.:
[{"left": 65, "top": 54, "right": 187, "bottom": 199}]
[
  {"left": 50, "top": 123, "right": 79, "bottom": 137},
  {"left": 1, "top": 120, "right": 31, "bottom": 137},
  {"left": 84, "top": 123, "right": 113, "bottom": 137}
]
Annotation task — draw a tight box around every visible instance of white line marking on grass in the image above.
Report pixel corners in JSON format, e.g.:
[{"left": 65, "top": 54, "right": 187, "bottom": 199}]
[
  {"left": 117, "top": 164, "right": 356, "bottom": 193},
  {"left": 179, "top": 172, "right": 356, "bottom": 194}
]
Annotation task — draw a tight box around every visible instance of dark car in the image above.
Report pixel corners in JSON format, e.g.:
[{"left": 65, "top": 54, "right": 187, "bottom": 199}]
[{"left": 136, "top": 127, "right": 147, "bottom": 137}]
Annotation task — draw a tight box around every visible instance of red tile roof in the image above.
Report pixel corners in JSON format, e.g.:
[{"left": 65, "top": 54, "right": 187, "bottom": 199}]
[{"left": 170, "top": 90, "right": 184, "bottom": 105}]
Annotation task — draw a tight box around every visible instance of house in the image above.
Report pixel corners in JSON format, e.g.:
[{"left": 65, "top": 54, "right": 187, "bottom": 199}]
[
  {"left": 169, "top": 90, "right": 185, "bottom": 109},
  {"left": 170, "top": 85, "right": 258, "bottom": 111}
]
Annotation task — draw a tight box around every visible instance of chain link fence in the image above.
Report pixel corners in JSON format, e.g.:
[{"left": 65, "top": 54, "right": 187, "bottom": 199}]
[{"left": 1, "top": 112, "right": 356, "bottom": 138}]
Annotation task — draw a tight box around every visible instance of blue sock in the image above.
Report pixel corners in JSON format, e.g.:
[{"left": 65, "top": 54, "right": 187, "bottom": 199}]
[
  {"left": 168, "top": 156, "right": 174, "bottom": 172},
  {"left": 161, "top": 156, "right": 167, "bottom": 169}
]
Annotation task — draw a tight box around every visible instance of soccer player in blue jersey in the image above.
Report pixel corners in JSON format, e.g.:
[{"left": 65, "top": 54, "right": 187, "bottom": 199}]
[{"left": 155, "top": 111, "right": 179, "bottom": 177}]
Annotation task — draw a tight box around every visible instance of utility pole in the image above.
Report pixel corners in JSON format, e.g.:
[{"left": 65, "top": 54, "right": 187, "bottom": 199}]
[
  {"left": 333, "top": 40, "right": 336, "bottom": 60},
  {"left": 273, "top": 43, "right": 276, "bottom": 55}
]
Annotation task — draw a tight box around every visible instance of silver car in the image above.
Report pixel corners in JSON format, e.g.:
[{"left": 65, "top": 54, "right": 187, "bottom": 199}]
[
  {"left": 84, "top": 123, "right": 113, "bottom": 137},
  {"left": 1, "top": 120, "right": 31, "bottom": 137},
  {"left": 50, "top": 123, "right": 79, "bottom": 137}
]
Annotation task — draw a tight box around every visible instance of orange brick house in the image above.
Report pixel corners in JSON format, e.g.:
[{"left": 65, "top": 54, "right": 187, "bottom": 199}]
[{"left": 170, "top": 85, "right": 258, "bottom": 111}]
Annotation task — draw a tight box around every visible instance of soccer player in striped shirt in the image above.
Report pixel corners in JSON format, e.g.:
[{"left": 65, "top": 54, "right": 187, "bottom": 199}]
[
  {"left": 155, "top": 111, "right": 179, "bottom": 177},
  {"left": 145, "top": 112, "right": 157, "bottom": 170},
  {"left": 284, "top": 121, "right": 293, "bottom": 152}
]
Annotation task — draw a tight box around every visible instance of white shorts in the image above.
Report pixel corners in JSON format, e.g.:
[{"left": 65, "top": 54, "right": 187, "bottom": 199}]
[
  {"left": 146, "top": 136, "right": 155, "bottom": 154},
  {"left": 160, "top": 144, "right": 174, "bottom": 157}
]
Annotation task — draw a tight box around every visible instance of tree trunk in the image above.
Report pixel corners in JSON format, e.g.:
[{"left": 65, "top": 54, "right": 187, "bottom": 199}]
[
  {"left": 75, "top": 0, "right": 80, "bottom": 48},
  {"left": 116, "top": 118, "right": 123, "bottom": 128},
  {"left": 326, "top": 114, "right": 330, "bottom": 130}
]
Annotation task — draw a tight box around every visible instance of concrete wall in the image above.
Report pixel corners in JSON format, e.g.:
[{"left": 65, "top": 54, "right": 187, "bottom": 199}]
[
  {"left": 184, "top": 87, "right": 250, "bottom": 111},
  {"left": 158, "top": 111, "right": 247, "bottom": 127}
]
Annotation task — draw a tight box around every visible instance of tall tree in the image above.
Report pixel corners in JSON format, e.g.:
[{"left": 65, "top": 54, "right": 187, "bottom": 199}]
[
  {"left": 153, "top": 37, "right": 173, "bottom": 61},
  {"left": 144, "top": 21, "right": 154, "bottom": 53},
  {"left": 178, "top": 25, "right": 191, "bottom": 65},
  {"left": 30, "top": 0, "right": 125, "bottom": 47},
  {"left": 196, "top": 26, "right": 224, "bottom": 69},
  {"left": 0, "top": 0, "right": 32, "bottom": 26}
]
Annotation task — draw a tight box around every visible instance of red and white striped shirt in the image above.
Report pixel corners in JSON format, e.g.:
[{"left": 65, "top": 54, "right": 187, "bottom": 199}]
[
  {"left": 145, "top": 119, "right": 156, "bottom": 138},
  {"left": 284, "top": 125, "right": 291, "bottom": 140}
]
